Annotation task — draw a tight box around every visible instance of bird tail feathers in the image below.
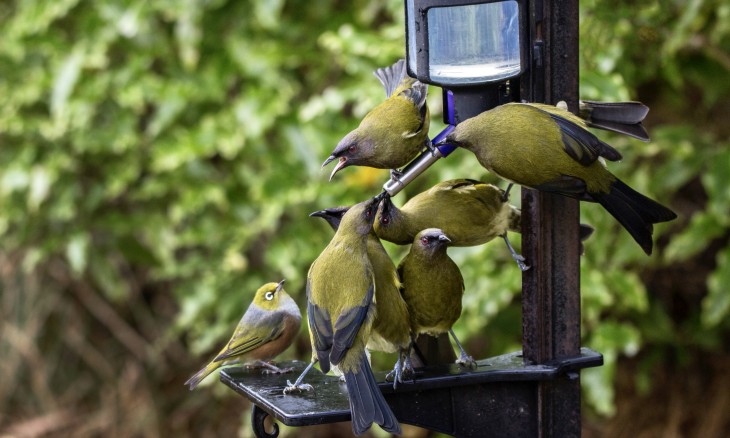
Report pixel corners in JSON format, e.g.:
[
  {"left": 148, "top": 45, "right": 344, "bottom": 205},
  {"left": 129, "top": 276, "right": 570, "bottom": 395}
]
[
  {"left": 592, "top": 178, "right": 676, "bottom": 255},
  {"left": 344, "top": 353, "right": 401, "bottom": 436},
  {"left": 580, "top": 101, "right": 650, "bottom": 141},
  {"left": 184, "top": 362, "right": 219, "bottom": 390}
]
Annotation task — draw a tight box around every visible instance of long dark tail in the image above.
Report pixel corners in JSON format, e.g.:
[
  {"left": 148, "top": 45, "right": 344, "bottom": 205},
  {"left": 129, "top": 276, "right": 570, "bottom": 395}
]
[
  {"left": 343, "top": 353, "right": 401, "bottom": 436},
  {"left": 592, "top": 178, "right": 677, "bottom": 255}
]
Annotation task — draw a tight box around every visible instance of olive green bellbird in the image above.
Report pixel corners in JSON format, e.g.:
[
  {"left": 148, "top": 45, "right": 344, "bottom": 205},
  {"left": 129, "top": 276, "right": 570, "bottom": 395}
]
[
  {"left": 291, "top": 197, "right": 401, "bottom": 436},
  {"left": 442, "top": 102, "right": 677, "bottom": 255},
  {"left": 376, "top": 179, "right": 527, "bottom": 269},
  {"left": 185, "top": 280, "right": 300, "bottom": 390},
  {"left": 398, "top": 228, "right": 475, "bottom": 368},
  {"left": 310, "top": 206, "right": 413, "bottom": 386},
  {"left": 323, "top": 59, "right": 430, "bottom": 180}
]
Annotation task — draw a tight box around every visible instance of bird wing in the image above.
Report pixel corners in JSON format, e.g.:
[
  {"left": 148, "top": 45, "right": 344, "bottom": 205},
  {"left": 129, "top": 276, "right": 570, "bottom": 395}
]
[
  {"left": 526, "top": 105, "right": 623, "bottom": 165},
  {"left": 306, "top": 277, "right": 334, "bottom": 372},
  {"left": 397, "top": 82, "right": 429, "bottom": 137},
  {"left": 214, "top": 312, "right": 286, "bottom": 361},
  {"left": 329, "top": 282, "right": 375, "bottom": 366}
]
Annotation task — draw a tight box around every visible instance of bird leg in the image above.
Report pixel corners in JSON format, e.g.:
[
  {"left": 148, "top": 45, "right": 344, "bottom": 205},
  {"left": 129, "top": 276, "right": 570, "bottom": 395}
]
[
  {"left": 502, "top": 234, "right": 530, "bottom": 271},
  {"left": 255, "top": 360, "right": 294, "bottom": 375},
  {"left": 282, "top": 360, "right": 316, "bottom": 394},
  {"left": 501, "top": 183, "right": 514, "bottom": 202},
  {"left": 385, "top": 346, "right": 414, "bottom": 389},
  {"left": 425, "top": 139, "right": 438, "bottom": 157},
  {"left": 389, "top": 168, "right": 404, "bottom": 182},
  {"left": 449, "top": 329, "right": 477, "bottom": 369}
]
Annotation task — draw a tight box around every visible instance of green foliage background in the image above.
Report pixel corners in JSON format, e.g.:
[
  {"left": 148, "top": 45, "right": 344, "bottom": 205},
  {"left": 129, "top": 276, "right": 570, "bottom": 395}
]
[{"left": 1, "top": 0, "right": 728, "bottom": 436}]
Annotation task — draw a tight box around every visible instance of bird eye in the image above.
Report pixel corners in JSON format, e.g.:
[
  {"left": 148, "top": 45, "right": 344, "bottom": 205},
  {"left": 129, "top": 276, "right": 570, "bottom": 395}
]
[
  {"left": 382, "top": 217, "right": 389, "bottom": 225},
  {"left": 265, "top": 292, "right": 274, "bottom": 301},
  {"left": 365, "top": 209, "right": 372, "bottom": 218},
  {"left": 348, "top": 145, "right": 357, "bottom": 154},
  {"left": 421, "top": 237, "right": 429, "bottom": 245}
]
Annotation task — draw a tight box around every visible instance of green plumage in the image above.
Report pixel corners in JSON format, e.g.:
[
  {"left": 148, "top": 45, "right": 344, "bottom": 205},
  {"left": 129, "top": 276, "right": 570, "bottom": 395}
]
[
  {"left": 445, "top": 102, "right": 677, "bottom": 255},
  {"left": 309, "top": 206, "right": 411, "bottom": 355},
  {"left": 306, "top": 198, "right": 401, "bottom": 436},
  {"left": 398, "top": 229, "right": 464, "bottom": 337},
  {"left": 184, "top": 280, "right": 300, "bottom": 390},
  {"left": 323, "top": 59, "right": 430, "bottom": 179},
  {"left": 375, "top": 179, "right": 520, "bottom": 246}
]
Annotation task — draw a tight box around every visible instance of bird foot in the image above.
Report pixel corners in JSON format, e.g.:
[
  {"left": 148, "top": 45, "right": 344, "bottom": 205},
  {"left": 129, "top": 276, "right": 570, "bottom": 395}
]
[
  {"left": 262, "top": 366, "right": 294, "bottom": 375},
  {"left": 389, "top": 168, "right": 404, "bottom": 182},
  {"left": 513, "top": 254, "right": 530, "bottom": 271},
  {"left": 283, "top": 381, "right": 314, "bottom": 394},
  {"left": 455, "top": 354, "right": 477, "bottom": 369},
  {"left": 425, "top": 139, "right": 438, "bottom": 157}
]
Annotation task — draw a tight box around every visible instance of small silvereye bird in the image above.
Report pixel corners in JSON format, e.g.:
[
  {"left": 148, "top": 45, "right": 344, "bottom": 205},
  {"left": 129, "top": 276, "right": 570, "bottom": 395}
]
[
  {"left": 310, "top": 206, "right": 413, "bottom": 386},
  {"left": 375, "top": 179, "right": 527, "bottom": 270},
  {"left": 185, "top": 280, "right": 301, "bottom": 390},
  {"left": 398, "top": 228, "right": 475, "bottom": 368},
  {"left": 286, "top": 196, "right": 401, "bottom": 436},
  {"left": 322, "top": 59, "right": 430, "bottom": 180},
  {"left": 441, "top": 102, "right": 677, "bottom": 255}
]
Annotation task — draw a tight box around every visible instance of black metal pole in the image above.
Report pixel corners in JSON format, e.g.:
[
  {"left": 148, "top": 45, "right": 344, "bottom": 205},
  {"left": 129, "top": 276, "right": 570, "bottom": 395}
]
[{"left": 521, "top": 0, "right": 582, "bottom": 437}]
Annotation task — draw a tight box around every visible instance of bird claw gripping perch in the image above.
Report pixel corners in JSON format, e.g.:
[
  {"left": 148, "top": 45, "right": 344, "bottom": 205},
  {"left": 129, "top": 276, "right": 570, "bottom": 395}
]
[{"left": 282, "top": 381, "right": 314, "bottom": 394}]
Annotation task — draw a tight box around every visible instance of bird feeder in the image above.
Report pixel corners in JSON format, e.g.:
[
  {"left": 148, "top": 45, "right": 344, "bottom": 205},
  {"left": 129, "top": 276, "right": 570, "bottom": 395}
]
[{"left": 222, "top": 1, "right": 600, "bottom": 436}]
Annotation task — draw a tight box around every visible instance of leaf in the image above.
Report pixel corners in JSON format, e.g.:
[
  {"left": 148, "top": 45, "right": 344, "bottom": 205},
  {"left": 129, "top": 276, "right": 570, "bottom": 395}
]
[
  {"left": 66, "top": 233, "right": 89, "bottom": 274},
  {"left": 703, "top": 245, "right": 730, "bottom": 327},
  {"left": 51, "top": 47, "right": 84, "bottom": 119}
]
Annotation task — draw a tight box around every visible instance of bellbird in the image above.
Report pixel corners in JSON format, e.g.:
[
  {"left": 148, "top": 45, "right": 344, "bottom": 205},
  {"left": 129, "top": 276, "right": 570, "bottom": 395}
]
[
  {"left": 310, "top": 206, "right": 413, "bottom": 385},
  {"left": 398, "top": 228, "right": 475, "bottom": 367},
  {"left": 322, "top": 59, "right": 430, "bottom": 180},
  {"left": 185, "top": 280, "right": 300, "bottom": 390},
  {"left": 375, "top": 179, "right": 527, "bottom": 269},
  {"left": 288, "top": 197, "right": 401, "bottom": 436},
  {"left": 441, "top": 102, "right": 677, "bottom": 255}
]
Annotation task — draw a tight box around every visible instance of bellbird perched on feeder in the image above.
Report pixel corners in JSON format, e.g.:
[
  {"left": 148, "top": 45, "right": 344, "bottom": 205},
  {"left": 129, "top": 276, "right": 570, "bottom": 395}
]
[
  {"left": 287, "top": 197, "right": 401, "bottom": 436},
  {"left": 441, "top": 102, "right": 677, "bottom": 255},
  {"left": 398, "top": 228, "right": 475, "bottom": 368},
  {"left": 310, "top": 206, "right": 413, "bottom": 386},
  {"left": 375, "top": 179, "right": 527, "bottom": 270},
  {"left": 185, "top": 280, "right": 300, "bottom": 390},
  {"left": 322, "top": 59, "right": 430, "bottom": 181}
]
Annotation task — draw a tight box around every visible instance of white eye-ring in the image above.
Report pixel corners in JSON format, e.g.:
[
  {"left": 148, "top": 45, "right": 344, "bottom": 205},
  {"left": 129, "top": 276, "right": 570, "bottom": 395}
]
[{"left": 265, "top": 292, "right": 274, "bottom": 301}]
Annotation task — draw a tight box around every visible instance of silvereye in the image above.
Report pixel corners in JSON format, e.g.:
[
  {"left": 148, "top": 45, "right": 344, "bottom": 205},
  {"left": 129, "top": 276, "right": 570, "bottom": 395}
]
[
  {"left": 310, "top": 206, "right": 413, "bottom": 386},
  {"left": 323, "top": 59, "right": 430, "bottom": 180},
  {"left": 185, "top": 280, "right": 301, "bottom": 390},
  {"left": 442, "top": 102, "right": 677, "bottom": 255},
  {"left": 398, "top": 228, "right": 475, "bottom": 368},
  {"left": 286, "top": 196, "right": 401, "bottom": 436}
]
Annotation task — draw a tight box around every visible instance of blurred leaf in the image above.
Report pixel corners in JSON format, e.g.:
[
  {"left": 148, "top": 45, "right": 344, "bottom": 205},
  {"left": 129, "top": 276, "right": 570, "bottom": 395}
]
[{"left": 703, "top": 245, "right": 730, "bottom": 327}]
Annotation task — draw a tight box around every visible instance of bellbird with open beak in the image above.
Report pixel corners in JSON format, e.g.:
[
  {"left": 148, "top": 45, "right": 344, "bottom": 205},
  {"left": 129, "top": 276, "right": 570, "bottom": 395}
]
[
  {"left": 441, "top": 102, "right": 676, "bottom": 255},
  {"left": 398, "top": 228, "right": 475, "bottom": 368},
  {"left": 185, "top": 280, "right": 300, "bottom": 390},
  {"left": 287, "top": 197, "right": 401, "bottom": 436},
  {"left": 310, "top": 206, "right": 413, "bottom": 386},
  {"left": 322, "top": 59, "right": 430, "bottom": 181}
]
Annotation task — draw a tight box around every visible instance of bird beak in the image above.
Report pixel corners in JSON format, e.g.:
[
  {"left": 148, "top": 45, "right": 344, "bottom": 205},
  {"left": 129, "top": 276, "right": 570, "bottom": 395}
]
[
  {"left": 438, "top": 234, "right": 451, "bottom": 243},
  {"left": 328, "top": 157, "right": 347, "bottom": 181},
  {"left": 309, "top": 210, "right": 327, "bottom": 218},
  {"left": 275, "top": 279, "right": 285, "bottom": 293},
  {"left": 322, "top": 155, "right": 336, "bottom": 168}
]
